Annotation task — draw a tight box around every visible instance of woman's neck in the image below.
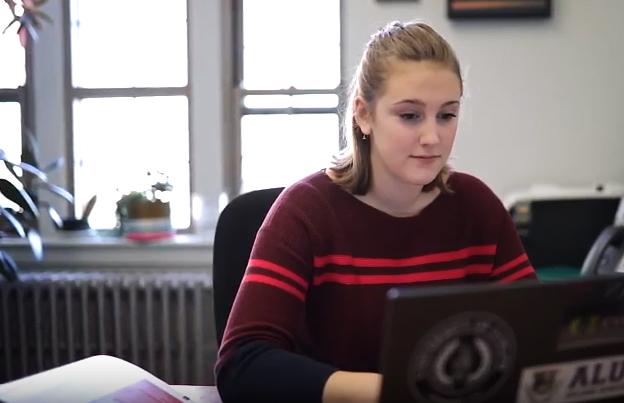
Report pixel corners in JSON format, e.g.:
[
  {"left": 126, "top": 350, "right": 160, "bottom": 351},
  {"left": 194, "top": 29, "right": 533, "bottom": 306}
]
[
  {"left": 358, "top": 179, "right": 439, "bottom": 217},
  {"left": 324, "top": 167, "right": 442, "bottom": 218}
]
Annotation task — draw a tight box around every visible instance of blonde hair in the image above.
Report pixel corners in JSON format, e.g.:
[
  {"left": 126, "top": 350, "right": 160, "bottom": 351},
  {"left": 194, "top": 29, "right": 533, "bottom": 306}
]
[{"left": 330, "top": 21, "right": 463, "bottom": 195}]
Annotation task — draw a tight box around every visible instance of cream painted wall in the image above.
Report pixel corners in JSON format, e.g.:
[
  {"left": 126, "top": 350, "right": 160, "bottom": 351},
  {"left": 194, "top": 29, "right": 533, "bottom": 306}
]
[{"left": 343, "top": 0, "right": 624, "bottom": 198}]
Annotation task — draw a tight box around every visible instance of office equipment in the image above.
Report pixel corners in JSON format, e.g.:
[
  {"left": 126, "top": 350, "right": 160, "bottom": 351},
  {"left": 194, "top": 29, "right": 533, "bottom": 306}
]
[
  {"left": 0, "top": 272, "right": 215, "bottom": 385},
  {"left": 505, "top": 184, "right": 623, "bottom": 273},
  {"left": 212, "top": 187, "right": 283, "bottom": 346},
  {"left": 379, "top": 275, "right": 624, "bottom": 403}
]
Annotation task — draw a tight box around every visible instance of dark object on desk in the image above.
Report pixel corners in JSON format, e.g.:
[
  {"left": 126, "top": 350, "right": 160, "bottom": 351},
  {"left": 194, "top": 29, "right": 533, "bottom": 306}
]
[
  {"left": 379, "top": 274, "right": 624, "bottom": 403},
  {"left": 581, "top": 225, "right": 624, "bottom": 276},
  {"left": 212, "top": 187, "right": 284, "bottom": 346},
  {"left": 448, "top": 0, "right": 551, "bottom": 19},
  {"left": 511, "top": 198, "right": 620, "bottom": 269}
]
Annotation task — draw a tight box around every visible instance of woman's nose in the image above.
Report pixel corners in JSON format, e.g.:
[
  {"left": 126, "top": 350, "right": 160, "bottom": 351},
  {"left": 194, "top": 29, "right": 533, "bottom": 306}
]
[{"left": 418, "top": 118, "right": 440, "bottom": 146}]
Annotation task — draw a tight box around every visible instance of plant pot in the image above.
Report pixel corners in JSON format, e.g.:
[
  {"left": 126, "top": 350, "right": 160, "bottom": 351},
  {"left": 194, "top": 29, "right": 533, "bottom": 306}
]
[
  {"left": 122, "top": 200, "right": 173, "bottom": 241},
  {"left": 127, "top": 200, "right": 170, "bottom": 220}
]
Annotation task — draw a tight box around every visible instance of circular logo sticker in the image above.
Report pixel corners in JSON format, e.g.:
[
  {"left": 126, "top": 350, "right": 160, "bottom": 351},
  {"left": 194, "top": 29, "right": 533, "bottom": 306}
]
[{"left": 407, "top": 311, "right": 516, "bottom": 403}]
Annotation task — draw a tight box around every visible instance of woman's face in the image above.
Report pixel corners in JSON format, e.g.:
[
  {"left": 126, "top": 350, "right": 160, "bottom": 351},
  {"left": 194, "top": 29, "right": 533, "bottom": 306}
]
[{"left": 355, "top": 60, "right": 461, "bottom": 190}]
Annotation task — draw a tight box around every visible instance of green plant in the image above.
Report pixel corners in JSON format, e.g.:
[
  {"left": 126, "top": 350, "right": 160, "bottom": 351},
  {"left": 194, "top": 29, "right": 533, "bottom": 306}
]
[
  {"left": 1, "top": 0, "right": 54, "bottom": 281},
  {"left": 115, "top": 172, "right": 173, "bottom": 223},
  {"left": 0, "top": 144, "right": 73, "bottom": 281},
  {"left": 2, "top": 0, "right": 51, "bottom": 46}
]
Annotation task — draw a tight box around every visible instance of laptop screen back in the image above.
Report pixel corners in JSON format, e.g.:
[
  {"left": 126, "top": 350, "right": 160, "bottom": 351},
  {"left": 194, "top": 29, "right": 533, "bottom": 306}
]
[{"left": 379, "top": 275, "right": 624, "bottom": 403}]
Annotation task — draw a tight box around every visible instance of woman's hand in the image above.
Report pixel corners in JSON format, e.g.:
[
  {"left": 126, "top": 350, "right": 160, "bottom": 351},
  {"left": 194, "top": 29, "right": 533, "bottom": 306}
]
[{"left": 322, "top": 371, "right": 383, "bottom": 403}]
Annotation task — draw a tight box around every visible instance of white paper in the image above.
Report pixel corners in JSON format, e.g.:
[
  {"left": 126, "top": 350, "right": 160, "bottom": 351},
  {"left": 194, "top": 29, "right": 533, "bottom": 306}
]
[{"left": 0, "top": 355, "right": 195, "bottom": 403}]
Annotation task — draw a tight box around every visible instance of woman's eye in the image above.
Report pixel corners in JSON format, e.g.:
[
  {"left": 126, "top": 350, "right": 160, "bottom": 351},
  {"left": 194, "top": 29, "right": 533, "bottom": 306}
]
[
  {"left": 400, "top": 113, "right": 420, "bottom": 121},
  {"left": 438, "top": 113, "right": 457, "bottom": 121}
]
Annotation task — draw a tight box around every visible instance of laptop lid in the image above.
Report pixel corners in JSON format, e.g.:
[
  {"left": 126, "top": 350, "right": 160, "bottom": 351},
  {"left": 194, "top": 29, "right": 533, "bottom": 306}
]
[{"left": 379, "top": 275, "right": 624, "bottom": 403}]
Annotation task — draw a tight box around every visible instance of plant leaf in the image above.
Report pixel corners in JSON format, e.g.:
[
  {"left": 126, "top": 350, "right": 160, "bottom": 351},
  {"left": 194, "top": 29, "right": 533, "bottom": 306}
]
[
  {"left": 42, "top": 157, "right": 64, "bottom": 173},
  {"left": 0, "top": 178, "right": 39, "bottom": 218},
  {"left": 0, "top": 155, "right": 48, "bottom": 182},
  {"left": 82, "top": 195, "right": 97, "bottom": 220},
  {"left": 0, "top": 251, "right": 20, "bottom": 282},
  {"left": 37, "top": 181, "right": 74, "bottom": 204},
  {"left": 46, "top": 204, "right": 63, "bottom": 229},
  {"left": 27, "top": 228, "right": 43, "bottom": 261},
  {"left": 3, "top": 160, "right": 21, "bottom": 183},
  {"left": 31, "top": 9, "right": 52, "bottom": 24},
  {"left": 1, "top": 16, "right": 18, "bottom": 34},
  {"left": 23, "top": 129, "right": 40, "bottom": 167},
  {"left": 3, "top": 0, "right": 17, "bottom": 15},
  {"left": 0, "top": 207, "right": 27, "bottom": 237}
]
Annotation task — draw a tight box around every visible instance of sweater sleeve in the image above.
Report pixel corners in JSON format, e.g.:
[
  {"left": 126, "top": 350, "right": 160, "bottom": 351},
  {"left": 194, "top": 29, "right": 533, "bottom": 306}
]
[
  {"left": 215, "top": 184, "right": 337, "bottom": 403},
  {"left": 452, "top": 172, "right": 537, "bottom": 283},
  {"left": 490, "top": 200, "right": 538, "bottom": 283}
]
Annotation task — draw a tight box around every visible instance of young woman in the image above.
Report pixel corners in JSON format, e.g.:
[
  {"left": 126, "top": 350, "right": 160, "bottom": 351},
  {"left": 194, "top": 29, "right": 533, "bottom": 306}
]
[{"left": 215, "top": 21, "right": 537, "bottom": 403}]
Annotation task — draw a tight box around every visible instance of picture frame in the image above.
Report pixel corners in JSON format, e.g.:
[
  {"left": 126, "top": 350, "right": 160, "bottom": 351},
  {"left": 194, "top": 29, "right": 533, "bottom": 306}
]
[{"left": 448, "top": 0, "right": 551, "bottom": 19}]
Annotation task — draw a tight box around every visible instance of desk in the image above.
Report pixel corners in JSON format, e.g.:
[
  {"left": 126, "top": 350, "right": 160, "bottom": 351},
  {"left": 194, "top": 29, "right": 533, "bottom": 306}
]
[
  {"left": 0, "top": 356, "right": 223, "bottom": 403},
  {"left": 173, "top": 385, "right": 222, "bottom": 403}
]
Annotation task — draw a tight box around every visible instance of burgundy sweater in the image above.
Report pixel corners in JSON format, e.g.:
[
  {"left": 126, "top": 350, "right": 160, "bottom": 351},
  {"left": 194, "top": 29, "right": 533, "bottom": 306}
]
[{"left": 215, "top": 171, "right": 536, "bottom": 403}]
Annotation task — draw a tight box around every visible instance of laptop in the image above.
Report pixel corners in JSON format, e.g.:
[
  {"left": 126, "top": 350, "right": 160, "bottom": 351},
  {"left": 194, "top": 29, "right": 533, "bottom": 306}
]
[{"left": 379, "top": 274, "right": 624, "bottom": 403}]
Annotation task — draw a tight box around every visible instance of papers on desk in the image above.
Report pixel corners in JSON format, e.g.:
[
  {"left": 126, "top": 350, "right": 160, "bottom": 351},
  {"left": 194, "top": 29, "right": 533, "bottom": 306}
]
[{"left": 0, "top": 355, "right": 196, "bottom": 403}]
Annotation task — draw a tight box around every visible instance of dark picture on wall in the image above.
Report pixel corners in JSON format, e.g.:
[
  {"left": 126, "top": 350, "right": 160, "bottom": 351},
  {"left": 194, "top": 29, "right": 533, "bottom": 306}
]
[{"left": 448, "top": 0, "right": 551, "bottom": 19}]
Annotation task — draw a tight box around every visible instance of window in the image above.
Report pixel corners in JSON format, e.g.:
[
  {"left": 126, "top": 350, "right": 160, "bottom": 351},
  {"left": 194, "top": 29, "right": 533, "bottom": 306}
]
[
  {"left": 69, "top": 0, "right": 191, "bottom": 230},
  {"left": 0, "top": 4, "right": 26, "bottom": 210},
  {"left": 235, "top": 0, "right": 342, "bottom": 192}
]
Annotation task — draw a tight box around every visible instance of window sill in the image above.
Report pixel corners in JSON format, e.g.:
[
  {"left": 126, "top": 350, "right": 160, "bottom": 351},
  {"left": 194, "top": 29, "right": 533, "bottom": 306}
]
[{"left": 0, "top": 232, "right": 214, "bottom": 272}]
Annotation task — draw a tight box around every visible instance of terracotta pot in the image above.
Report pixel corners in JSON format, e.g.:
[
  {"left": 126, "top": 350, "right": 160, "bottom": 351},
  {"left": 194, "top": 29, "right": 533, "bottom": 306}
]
[{"left": 127, "top": 200, "right": 170, "bottom": 219}]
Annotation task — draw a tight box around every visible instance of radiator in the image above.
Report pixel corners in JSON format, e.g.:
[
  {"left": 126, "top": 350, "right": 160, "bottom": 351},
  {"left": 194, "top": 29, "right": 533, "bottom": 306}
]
[{"left": 0, "top": 272, "right": 216, "bottom": 385}]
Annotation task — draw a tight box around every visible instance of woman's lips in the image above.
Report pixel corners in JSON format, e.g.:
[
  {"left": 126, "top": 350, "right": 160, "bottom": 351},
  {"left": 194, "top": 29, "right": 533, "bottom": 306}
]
[{"left": 410, "top": 155, "right": 440, "bottom": 159}]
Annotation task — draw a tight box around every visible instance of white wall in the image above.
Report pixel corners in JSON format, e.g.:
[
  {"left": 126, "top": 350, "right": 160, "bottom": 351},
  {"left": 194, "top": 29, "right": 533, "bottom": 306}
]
[{"left": 343, "top": 0, "right": 624, "bottom": 198}]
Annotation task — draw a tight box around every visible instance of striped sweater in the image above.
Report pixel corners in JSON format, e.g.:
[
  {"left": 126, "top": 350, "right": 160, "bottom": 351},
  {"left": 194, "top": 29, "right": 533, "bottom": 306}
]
[{"left": 215, "top": 170, "right": 536, "bottom": 403}]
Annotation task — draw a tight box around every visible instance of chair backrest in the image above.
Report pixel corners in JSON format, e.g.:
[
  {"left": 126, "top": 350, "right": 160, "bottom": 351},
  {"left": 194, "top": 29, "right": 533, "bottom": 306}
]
[
  {"left": 581, "top": 225, "right": 624, "bottom": 276},
  {"left": 212, "top": 187, "right": 284, "bottom": 346}
]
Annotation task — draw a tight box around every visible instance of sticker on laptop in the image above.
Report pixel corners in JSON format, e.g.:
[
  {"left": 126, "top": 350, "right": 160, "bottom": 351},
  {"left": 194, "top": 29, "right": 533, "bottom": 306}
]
[
  {"left": 516, "top": 354, "right": 624, "bottom": 403},
  {"left": 407, "top": 311, "right": 517, "bottom": 403}
]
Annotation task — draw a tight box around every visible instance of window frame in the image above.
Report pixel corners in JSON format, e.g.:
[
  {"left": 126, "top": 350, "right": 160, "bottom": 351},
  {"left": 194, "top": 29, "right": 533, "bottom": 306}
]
[
  {"left": 228, "top": 0, "right": 346, "bottom": 194},
  {"left": 60, "top": 0, "right": 194, "bottom": 232},
  {"left": 0, "top": 42, "right": 34, "bottom": 165}
]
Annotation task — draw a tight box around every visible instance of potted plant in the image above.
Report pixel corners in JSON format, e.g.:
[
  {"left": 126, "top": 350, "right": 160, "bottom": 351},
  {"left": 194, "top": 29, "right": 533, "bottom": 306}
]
[
  {"left": 115, "top": 172, "right": 173, "bottom": 241},
  {"left": 0, "top": 144, "right": 75, "bottom": 280},
  {"left": 1, "top": 1, "right": 54, "bottom": 281}
]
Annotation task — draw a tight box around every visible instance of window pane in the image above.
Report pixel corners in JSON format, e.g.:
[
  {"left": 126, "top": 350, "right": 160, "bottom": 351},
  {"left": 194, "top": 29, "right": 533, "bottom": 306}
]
[
  {"left": 70, "top": 0, "right": 187, "bottom": 88},
  {"left": 73, "top": 97, "right": 190, "bottom": 230},
  {"left": 0, "top": 6, "right": 25, "bottom": 88},
  {"left": 241, "top": 114, "right": 339, "bottom": 191},
  {"left": 0, "top": 103, "right": 21, "bottom": 160},
  {"left": 244, "top": 94, "right": 339, "bottom": 109},
  {"left": 0, "top": 102, "right": 22, "bottom": 211},
  {"left": 243, "top": 0, "right": 340, "bottom": 90}
]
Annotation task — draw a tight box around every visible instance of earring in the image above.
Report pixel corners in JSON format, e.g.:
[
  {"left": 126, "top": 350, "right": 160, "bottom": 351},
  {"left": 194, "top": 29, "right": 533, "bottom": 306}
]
[{"left": 362, "top": 133, "right": 368, "bottom": 140}]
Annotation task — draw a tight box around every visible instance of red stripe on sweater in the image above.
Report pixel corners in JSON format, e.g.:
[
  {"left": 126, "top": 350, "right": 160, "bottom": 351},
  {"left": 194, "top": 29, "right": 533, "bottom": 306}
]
[
  {"left": 313, "top": 264, "right": 493, "bottom": 286},
  {"left": 492, "top": 253, "right": 529, "bottom": 276},
  {"left": 497, "top": 266, "right": 536, "bottom": 283},
  {"left": 313, "top": 245, "right": 497, "bottom": 269},
  {"left": 248, "top": 258, "right": 308, "bottom": 289},
  {"left": 243, "top": 273, "right": 306, "bottom": 301}
]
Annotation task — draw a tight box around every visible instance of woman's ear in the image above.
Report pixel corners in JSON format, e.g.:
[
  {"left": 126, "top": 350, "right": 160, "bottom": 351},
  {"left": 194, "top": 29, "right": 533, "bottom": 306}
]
[{"left": 353, "top": 96, "right": 372, "bottom": 135}]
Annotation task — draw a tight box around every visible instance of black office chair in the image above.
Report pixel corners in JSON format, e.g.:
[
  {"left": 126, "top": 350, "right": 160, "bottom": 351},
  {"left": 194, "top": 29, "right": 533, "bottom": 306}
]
[
  {"left": 212, "top": 187, "right": 284, "bottom": 346},
  {"left": 580, "top": 225, "right": 624, "bottom": 276}
]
